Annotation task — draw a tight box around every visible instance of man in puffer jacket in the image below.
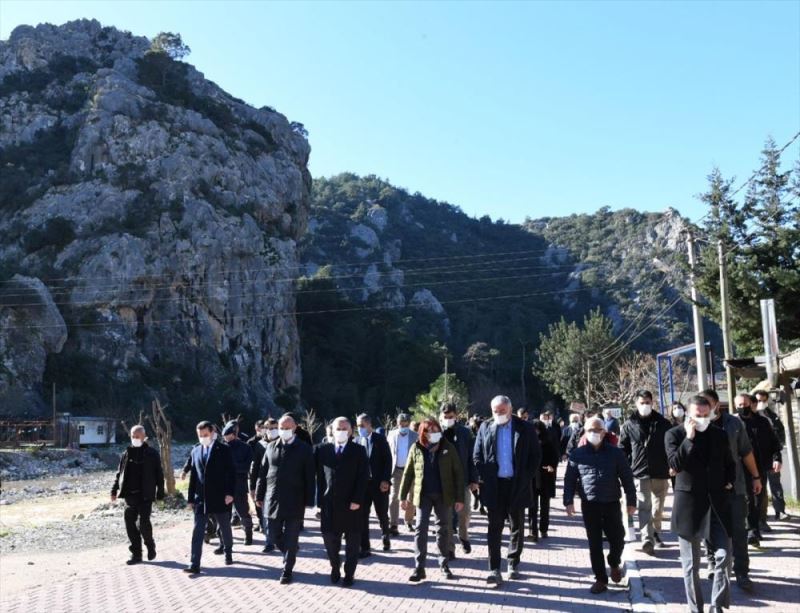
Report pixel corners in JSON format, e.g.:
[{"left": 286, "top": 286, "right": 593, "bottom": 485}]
[
  {"left": 564, "top": 416, "right": 636, "bottom": 595},
  {"left": 619, "top": 389, "right": 671, "bottom": 555}
]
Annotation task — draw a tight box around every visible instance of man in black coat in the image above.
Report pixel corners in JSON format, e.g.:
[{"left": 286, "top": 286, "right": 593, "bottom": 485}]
[
  {"left": 315, "top": 416, "right": 369, "bottom": 587},
  {"left": 619, "top": 389, "right": 672, "bottom": 554},
  {"left": 111, "top": 425, "right": 165, "bottom": 564},
  {"left": 473, "top": 395, "right": 541, "bottom": 585},
  {"left": 440, "top": 402, "right": 479, "bottom": 555},
  {"left": 356, "top": 414, "right": 393, "bottom": 556},
  {"left": 220, "top": 420, "right": 254, "bottom": 546},
  {"left": 185, "top": 421, "right": 236, "bottom": 574},
  {"left": 249, "top": 418, "right": 279, "bottom": 548},
  {"left": 256, "top": 414, "right": 315, "bottom": 584},
  {"left": 666, "top": 395, "right": 736, "bottom": 613}
]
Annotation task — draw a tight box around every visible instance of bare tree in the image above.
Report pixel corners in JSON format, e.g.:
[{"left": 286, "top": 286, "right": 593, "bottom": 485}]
[
  {"left": 148, "top": 399, "right": 175, "bottom": 495},
  {"left": 302, "top": 408, "right": 321, "bottom": 441},
  {"left": 594, "top": 352, "right": 658, "bottom": 409}
]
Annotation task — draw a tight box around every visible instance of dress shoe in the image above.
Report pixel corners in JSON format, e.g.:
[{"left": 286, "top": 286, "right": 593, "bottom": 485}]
[
  {"left": 736, "top": 574, "right": 754, "bottom": 592},
  {"left": 330, "top": 567, "right": 341, "bottom": 584},
  {"left": 382, "top": 535, "right": 391, "bottom": 551},
  {"left": 409, "top": 568, "right": 426, "bottom": 582},
  {"left": 126, "top": 556, "right": 142, "bottom": 565},
  {"left": 486, "top": 570, "right": 503, "bottom": 585},
  {"left": 225, "top": 555, "right": 233, "bottom": 565},
  {"left": 653, "top": 532, "right": 665, "bottom": 547},
  {"left": 759, "top": 522, "right": 772, "bottom": 533},
  {"left": 359, "top": 550, "right": 372, "bottom": 559},
  {"left": 213, "top": 545, "right": 224, "bottom": 555},
  {"left": 389, "top": 526, "right": 400, "bottom": 537},
  {"left": 262, "top": 543, "right": 275, "bottom": 553},
  {"left": 610, "top": 566, "right": 623, "bottom": 583},
  {"left": 279, "top": 573, "right": 292, "bottom": 584},
  {"left": 183, "top": 566, "right": 200, "bottom": 575},
  {"left": 245, "top": 529, "right": 253, "bottom": 545},
  {"left": 232, "top": 515, "right": 241, "bottom": 527},
  {"left": 540, "top": 531, "right": 549, "bottom": 539},
  {"left": 146, "top": 544, "right": 157, "bottom": 561},
  {"left": 640, "top": 541, "right": 655, "bottom": 555},
  {"left": 508, "top": 564, "right": 521, "bottom": 579},
  {"left": 590, "top": 580, "right": 608, "bottom": 594},
  {"left": 342, "top": 576, "right": 355, "bottom": 587},
  {"left": 440, "top": 564, "right": 454, "bottom": 580},
  {"left": 748, "top": 535, "right": 761, "bottom": 547},
  {"left": 461, "top": 539, "right": 472, "bottom": 554},
  {"left": 406, "top": 521, "right": 415, "bottom": 532}
]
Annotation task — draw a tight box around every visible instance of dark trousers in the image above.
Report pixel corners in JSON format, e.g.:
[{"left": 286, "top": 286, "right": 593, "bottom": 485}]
[
  {"left": 581, "top": 500, "right": 625, "bottom": 583},
  {"left": 360, "top": 481, "right": 390, "bottom": 551},
  {"left": 746, "top": 482, "right": 767, "bottom": 538},
  {"left": 191, "top": 507, "right": 232, "bottom": 568},
  {"left": 765, "top": 471, "right": 785, "bottom": 516},
  {"left": 232, "top": 476, "right": 252, "bottom": 530},
  {"left": 323, "top": 529, "right": 361, "bottom": 578},
  {"left": 414, "top": 492, "right": 452, "bottom": 568},
  {"left": 486, "top": 479, "right": 524, "bottom": 571},
  {"left": 530, "top": 489, "right": 551, "bottom": 535},
  {"left": 710, "top": 494, "right": 748, "bottom": 577},
  {"left": 268, "top": 517, "right": 302, "bottom": 574},
  {"left": 124, "top": 495, "right": 154, "bottom": 555}
]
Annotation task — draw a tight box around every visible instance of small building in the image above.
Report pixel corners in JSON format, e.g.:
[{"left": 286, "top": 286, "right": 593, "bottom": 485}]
[{"left": 56, "top": 414, "right": 116, "bottom": 446}]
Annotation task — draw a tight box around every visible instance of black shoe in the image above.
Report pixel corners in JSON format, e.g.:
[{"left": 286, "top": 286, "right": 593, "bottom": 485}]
[
  {"left": 641, "top": 541, "right": 655, "bottom": 556},
  {"left": 486, "top": 570, "right": 502, "bottom": 585},
  {"left": 540, "top": 531, "right": 548, "bottom": 539},
  {"left": 759, "top": 522, "right": 772, "bottom": 533},
  {"left": 508, "top": 564, "right": 521, "bottom": 580},
  {"left": 406, "top": 522, "right": 415, "bottom": 532},
  {"left": 225, "top": 555, "right": 233, "bottom": 565},
  {"left": 146, "top": 544, "right": 156, "bottom": 561},
  {"left": 126, "top": 556, "right": 142, "bottom": 565},
  {"left": 331, "top": 567, "right": 341, "bottom": 584},
  {"left": 359, "top": 550, "right": 372, "bottom": 559},
  {"left": 653, "top": 532, "right": 665, "bottom": 546},
  {"left": 448, "top": 550, "right": 456, "bottom": 561},
  {"left": 183, "top": 566, "right": 200, "bottom": 575},
  {"left": 203, "top": 533, "right": 212, "bottom": 544},
  {"left": 461, "top": 539, "right": 471, "bottom": 554},
  {"left": 244, "top": 529, "right": 253, "bottom": 545},
  {"left": 262, "top": 543, "right": 275, "bottom": 553},
  {"left": 232, "top": 515, "right": 241, "bottom": 527},
  {"left": 441, "top": 564, "right": 454, "bottom": 579},
  {"left": 708, "top": 568, "right": 715, "bottom": 581},
  {"left": 213, "top": 545, "right": 224, "bottom": 555},
  {"left": 382, "top": 535, "right": 391, "bottom": 551},
  {"left": 409, "top": 568, "right": 426, "bottom": 582},
  {"left": 389, "top": 526, "right": 400, "bottom": 537},
  {"left": 279, "top": 573, "right": 292, "bottom": 584},
  {"left": 342, "top": 576, "right": 354, "bottom": 587},
  {"left": 748, "top": 535, "right": 761, "bottom": 547},
  {"left": 736, "top": 574, "right": 754, "bottom": 592}
]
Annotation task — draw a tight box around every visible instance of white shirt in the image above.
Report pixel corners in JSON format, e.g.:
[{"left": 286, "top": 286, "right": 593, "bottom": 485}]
[{"left": 395, "top": 432, "right": 410, "bottom": 468}]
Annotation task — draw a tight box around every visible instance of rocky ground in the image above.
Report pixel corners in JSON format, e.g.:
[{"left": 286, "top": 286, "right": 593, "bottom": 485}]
[{"left": 0, "top": 443, "right": 195, "bottom": 555}]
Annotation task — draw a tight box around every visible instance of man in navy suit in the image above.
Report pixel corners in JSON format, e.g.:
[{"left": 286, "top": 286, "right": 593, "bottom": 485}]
[
  {"left": 184, "top": 420, "right": 236, "bottom": 574},
  {"left": 356, "top": 413, "right": 393, "bottom": 556},
  {"left": 316, "top": 416, "right": 369, "bottom": 587}
]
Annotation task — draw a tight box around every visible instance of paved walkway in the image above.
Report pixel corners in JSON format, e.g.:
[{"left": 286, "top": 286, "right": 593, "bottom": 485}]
[{"left": 1, "top": 472, "right": 797, "bottom": 613}]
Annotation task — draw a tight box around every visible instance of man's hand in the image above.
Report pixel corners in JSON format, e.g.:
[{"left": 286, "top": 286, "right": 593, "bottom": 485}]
[
  {"left": 752, "top": 478, "right": 762, "bottom": 495},
  {"left": 469, "top": 482, "right": 479, "bottom": 493},
  {"left": 188, "top": 502, "right": 194, "bottom": 510},
  {"left": 349, "top": 503, "right": 360, "bottom": 511},
  {"left": 111, "top": 494, "right": 117, "bottom": 502},
  {"left": 180, "top": 471, "right": 187, "bottom": 481},
  {"left": 627, "top": 506, "right": 636, "bottom": 516},
  {"left": 669, "top": 468, "right": 677, "bottom": 477},
  {"left": 685, "top": 419, "right": 697, "bottom": 440},
  {"left": 773, "top": 461, "right": 782, "bottom": 473},
  {"left": 544, "top": 465, "right": 555, "bottom": 473},
  {"left": 454, "top": 502, "right": 464, "bottom": 513},
  {"left": 224, "top": 495, "right": 234, "bottom": 505},
  {"left": 256, "top": 500, "right": 263, "bottom": 508},
  {"left": 379, "top": 481, "right": 390, "bottom": 493},
  {"left": 401, "top": 500, "right": 408, "bottom": 511},
  {"left": 565, "top": 504, "right": 575, "bottom": 516}
]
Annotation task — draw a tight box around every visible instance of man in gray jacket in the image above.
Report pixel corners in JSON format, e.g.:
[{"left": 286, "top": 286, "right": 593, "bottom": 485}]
[{"left": 387, "top": 413, "right": 417, "bottom": 533}]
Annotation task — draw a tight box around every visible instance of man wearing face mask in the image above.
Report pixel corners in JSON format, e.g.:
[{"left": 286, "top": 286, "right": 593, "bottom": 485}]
[
  {"left": 754, "top": 390, "right": 787, "bottom": 521},
  {"left": 185, "top": 421, "right": 236, "bottom": 574},
  {"left": 255, "top": 414, "right": 315, "bottom": 584},
  {"left": 400, "top": 417, "right": 465, "bottom": 581},
  {"left": 602, "top": 408, "right": 620, "bottom": 436},
  {"left": 387, "top": 413, "right": 418, "bottom": 534},
  {"left": 666, "top": 395, "right": 736, "bottom": 613},
  {"left": 735, "top": 393, "right": 781, "bottom": 546},
  {"left": 564, "top": 416, "right": 636, "bottom": 594},
  {"left": 111, "top": 425, "right": 165, "bottom": 565},
  {"left": 356, "top": 414, "right": 393, "bottom": 556},
  {"left": 702, "top": 388, "right": 761, "bottom": 591},
  {"left": 619, "top": 390, "right": 671, "bottom": 555},
  {"left": 220, "top": 420, "right": 254, "bottom": 548},
  {"left": 440, "top": 403, "right": 479, "bottom": 556},
  {"left": 561, "top": 413, "right": 581, "bottom": 459},
  {"left": 473, "top": 395, "right": 541, "bottom": 585},
  {"left": 315, "top": 417, "right": 368, "bottom": 587},
  {"left": 250, "top": 418, "right": 279, "bottom": 549}
]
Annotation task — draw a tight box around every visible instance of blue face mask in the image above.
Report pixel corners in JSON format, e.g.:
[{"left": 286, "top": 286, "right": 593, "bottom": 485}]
[
  {"left": 358, "top": 427, "right": 369, "bottom": 438},
  {"left": 399, "top": 427, "right": 410, "bottom": 435}
]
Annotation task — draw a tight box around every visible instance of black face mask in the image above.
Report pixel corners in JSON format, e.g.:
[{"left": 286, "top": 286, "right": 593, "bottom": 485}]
[{"left": 738, "top": 406, "right": 753, "bottom": 416}]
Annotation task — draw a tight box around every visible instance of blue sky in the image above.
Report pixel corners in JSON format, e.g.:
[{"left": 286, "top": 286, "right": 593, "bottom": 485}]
[{"left": 1, "top": 0, "right": 798, "bottom": 223}]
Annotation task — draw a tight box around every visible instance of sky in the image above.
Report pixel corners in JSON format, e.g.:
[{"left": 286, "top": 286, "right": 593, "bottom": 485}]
[{"left": 1, "top": 0, "right": 799, "bottom": 223}]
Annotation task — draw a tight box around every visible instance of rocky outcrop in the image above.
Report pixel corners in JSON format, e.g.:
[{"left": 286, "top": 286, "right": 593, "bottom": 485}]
[{"left": 0, "top": 20, "right": 311, "bottom": 417}]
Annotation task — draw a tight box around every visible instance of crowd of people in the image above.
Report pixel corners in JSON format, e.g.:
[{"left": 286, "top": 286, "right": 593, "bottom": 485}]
[{"left": 111, "top": 389, "right": 788, "bottom": 611}]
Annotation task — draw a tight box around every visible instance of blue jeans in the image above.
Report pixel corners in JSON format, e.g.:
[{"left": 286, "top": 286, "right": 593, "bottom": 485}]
[{"left": 191, "top": 507, "right": 232, "bottom": 568}]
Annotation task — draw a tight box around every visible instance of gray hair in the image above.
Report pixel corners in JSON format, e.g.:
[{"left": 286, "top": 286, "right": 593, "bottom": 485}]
[
  {"left": 356, "top": 413, "right": 371, "bottom": 424},
  {"left": 130, "top": 424, "right": 146, "bottom": 438},
  {"left": 331, "top": 416, "right": 352, "bottom": 431},
  {"left": 278, "top": 414, "right": 296, "bottom": 428},
  {"left": 491, "top": 395, "right": 512, "bottom": 409},
  {"left": 584, "top": 416, "right": 606, "bottom": 431}
]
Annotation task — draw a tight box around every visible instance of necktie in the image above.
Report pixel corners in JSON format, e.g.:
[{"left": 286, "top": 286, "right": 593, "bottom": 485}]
[{"left": 336, "top": 446, "right": 343, "bottom": 457}]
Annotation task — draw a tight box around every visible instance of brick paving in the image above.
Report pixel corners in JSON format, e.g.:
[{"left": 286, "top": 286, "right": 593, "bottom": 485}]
[{"left": 1, "top": 471, "right": 797, "bottom": 613}]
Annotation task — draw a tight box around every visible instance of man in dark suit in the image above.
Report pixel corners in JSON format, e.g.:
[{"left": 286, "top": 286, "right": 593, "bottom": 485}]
[
  {"left": 221, "top": 420, "right": 254, "bottom": 546},
  {"left": 666, "top": 395, "right": 736, "bottom": 613},
  {"left": 473, "top": 395, "right": 541, "bottom": 585},
  {"left": 185, "top": 420, "right": 236, "bottom": 574},
  {"left": 315, "top": 416, "right": 369, "bottom": 587},
  {"left": 356, "top": 413, "right": 393, "bottom": 556},
  {"left": 256, "top": 414, "right": 315, "bottom": 584}
]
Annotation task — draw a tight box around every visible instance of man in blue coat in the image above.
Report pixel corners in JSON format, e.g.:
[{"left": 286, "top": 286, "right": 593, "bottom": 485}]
[{"left": 185, "top": 420, "right": 236, "bottom": 574}]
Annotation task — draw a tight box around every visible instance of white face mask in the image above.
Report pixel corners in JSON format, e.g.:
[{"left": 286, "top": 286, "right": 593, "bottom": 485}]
[
  {"left": 708, "top": 408, "right": 718, "bottom": 420},
  {"left": 494, "top": 413, "right": 510, "bottom": 425},
  {"left": 266, "top": 428, "right": 279, "bottom": 440},
  {"left": 199, "top": 435, "right": 212, "bottom": 447},
  {"left": 541, "top": 419, "right": 551, "bottom": 427},
  {"left": 756, "top": 401, "right": 768, "bottom": 411},
  {"left": 428, "top": 432, "right": 442, "bottom": 445},
  {"left": 442, "top": 418, "right": 456, "bottom": 429},
  {"left": 570, "top": 421, "right": 580, "bottom": 430},
  {"left": 637, "top": 404, "right": 653, "bottom": 417},
  {"left": 333, "top": 430, "right": 349, "bottom": 444},
  {"left": 673, "top": 408, "right": 685, "bottom": 419},
  {"left": 131, "top": 438, "right": 144, "bottom": 448},
  {"left": 693, "top": 417, "right": 710, "bottom": 432},
  {"left": 586, "top": 432, "right": 603, "bottom": 446},
  {"left": 278, "top": 428, "right": 294, "bottom": 442}
]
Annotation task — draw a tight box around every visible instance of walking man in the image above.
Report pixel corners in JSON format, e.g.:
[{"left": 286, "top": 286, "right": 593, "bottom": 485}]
[
  {"left": 356, "top": 414, "right": 393, "bottom": 556},
  {"left": 387, "top": 413, "right": 417, "bottom": 533}
]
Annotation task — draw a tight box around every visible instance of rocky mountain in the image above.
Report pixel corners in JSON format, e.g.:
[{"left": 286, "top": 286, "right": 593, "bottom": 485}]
[{"left": 0, "top": 20, "right": 311, "bottom": 425}]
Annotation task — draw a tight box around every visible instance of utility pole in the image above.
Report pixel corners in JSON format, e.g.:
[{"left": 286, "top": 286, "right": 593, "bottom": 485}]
[
  {"left": 585, "top": 360, "right": 592, "bottom": 408},
  {"left": 443, "top": 348, "right": 449, "bottom": 401},
  {"left": 718, "top": 239, "right": 736, "bottom": 398},
  {"left": 52, "top": 382, "right": 56, "bottom": 446},
  {"left": 686, "top": 230, "right": 708, "bottom": 390}
]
